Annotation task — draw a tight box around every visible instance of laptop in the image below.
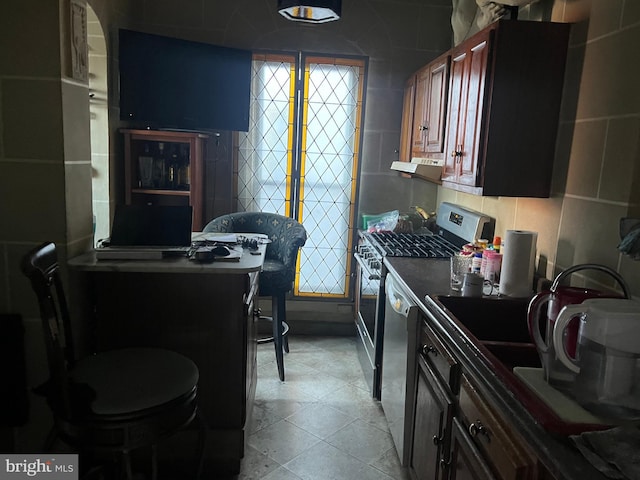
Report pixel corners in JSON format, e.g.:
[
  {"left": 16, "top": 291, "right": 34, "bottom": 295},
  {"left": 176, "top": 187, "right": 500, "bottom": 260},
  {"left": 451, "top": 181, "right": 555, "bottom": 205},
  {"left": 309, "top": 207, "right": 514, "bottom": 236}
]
[{"left": 96, "top": 205, "right": 193, "bottom": 260}]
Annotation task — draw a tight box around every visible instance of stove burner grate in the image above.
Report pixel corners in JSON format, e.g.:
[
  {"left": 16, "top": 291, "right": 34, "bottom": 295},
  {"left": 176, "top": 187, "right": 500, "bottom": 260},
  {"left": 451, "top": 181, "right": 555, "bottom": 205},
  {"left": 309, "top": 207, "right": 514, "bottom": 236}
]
[{"left": 367, "top": 232, "right": 459, "bottom": 258}]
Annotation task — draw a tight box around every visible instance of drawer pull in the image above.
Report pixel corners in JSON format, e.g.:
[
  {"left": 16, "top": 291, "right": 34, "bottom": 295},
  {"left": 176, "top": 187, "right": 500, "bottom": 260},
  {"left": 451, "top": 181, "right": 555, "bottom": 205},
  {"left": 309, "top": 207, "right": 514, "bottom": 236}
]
[
  {"left": 432, "top": 434, "right": 443, "bottom": 446},
  {"left": 422, "top": 344, "right": 438, "bottom": 356},
  {"left": 468, "top": 421, "right": 489, "bottom": 440}
]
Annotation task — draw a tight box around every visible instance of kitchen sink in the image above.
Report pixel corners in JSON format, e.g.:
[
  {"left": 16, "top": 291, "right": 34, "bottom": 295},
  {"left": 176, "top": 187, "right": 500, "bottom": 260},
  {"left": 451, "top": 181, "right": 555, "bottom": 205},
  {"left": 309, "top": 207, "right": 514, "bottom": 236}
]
[
  {"left": 435, "top": 295, "right": 541, "bottom": 370},
  {"left": 432, "top": 295, "right": 611, "bottom": 435}
]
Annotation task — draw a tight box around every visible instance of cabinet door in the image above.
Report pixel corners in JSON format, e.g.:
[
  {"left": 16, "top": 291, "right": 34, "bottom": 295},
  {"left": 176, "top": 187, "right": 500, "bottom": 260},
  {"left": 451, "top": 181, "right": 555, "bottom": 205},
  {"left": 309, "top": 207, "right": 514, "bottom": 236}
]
[
  {"left": 457, "top": 36, "right": 489, "bottom": 187},
  {"left": 442, "top": 49, "right": 468, "bottom": 181},
  {"left": 245, "top": 271, "right": 259, "bottom": 406},
  {"left": 449, "top": 418, "right": 497, "bottom": 480},
  {"left": 411, "top": 65, "right": 429, "bottom": 154},
  {"left": 399, "top": 75, "right": 416, "bottom": 163},
  {"left": 425, "top": 58, "right": 449, "bottom": 154},
  {"left": 412, "top": 56, "right": 450, "bottom": 158},
  {"left": 410, "top": 356, "right": 455, "bottom": 480},
  {"left": 442, "top": 31, "right": 490, "bottom": 186}
]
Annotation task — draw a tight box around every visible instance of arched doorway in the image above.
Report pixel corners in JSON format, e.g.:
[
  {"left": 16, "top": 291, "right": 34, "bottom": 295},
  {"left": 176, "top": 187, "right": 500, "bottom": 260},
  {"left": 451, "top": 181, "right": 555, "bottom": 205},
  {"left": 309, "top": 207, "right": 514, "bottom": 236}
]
[{"left": 87, "top": 5, "right": 110, "bottom": 245}]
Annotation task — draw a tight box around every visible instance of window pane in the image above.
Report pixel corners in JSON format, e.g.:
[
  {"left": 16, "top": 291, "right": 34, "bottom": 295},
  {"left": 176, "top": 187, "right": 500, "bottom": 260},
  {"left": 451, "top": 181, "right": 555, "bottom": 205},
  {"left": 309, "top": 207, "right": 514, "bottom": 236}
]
[
  {"left": 237, "top": 58, "right": 292, "bottom": 213},
  {"left": 298, "top": 62, "right": 361, "bottom": 295}
]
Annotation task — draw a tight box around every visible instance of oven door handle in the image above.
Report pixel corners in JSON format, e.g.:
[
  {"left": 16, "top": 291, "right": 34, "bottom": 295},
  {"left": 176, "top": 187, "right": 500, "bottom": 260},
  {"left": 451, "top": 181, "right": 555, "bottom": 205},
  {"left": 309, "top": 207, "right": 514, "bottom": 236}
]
[
  {"left": 354, "top": 253, "right": 380, "bottom": 280},
  {"left": 385, "top": 274, "right": 414, "bottom": 316}
]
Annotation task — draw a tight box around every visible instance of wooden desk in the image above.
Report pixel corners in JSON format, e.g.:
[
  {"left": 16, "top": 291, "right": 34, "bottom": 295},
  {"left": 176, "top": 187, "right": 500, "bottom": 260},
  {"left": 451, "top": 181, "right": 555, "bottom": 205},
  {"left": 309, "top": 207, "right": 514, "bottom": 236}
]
[{"left": 69, "top": 241, "right": 265, "bottom": 475}]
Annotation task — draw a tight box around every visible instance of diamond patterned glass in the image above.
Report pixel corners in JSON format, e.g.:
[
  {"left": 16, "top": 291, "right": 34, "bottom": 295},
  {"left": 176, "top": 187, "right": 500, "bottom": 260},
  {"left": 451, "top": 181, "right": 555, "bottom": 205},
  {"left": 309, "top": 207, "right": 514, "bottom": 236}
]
[{"left": 237, "top": 54, "right": 365, "bottom": 297}]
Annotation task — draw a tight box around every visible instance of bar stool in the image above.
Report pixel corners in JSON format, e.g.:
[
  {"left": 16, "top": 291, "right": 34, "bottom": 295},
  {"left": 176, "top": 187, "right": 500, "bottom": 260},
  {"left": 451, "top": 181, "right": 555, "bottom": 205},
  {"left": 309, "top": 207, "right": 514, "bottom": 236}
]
[
  {"left": 203, "top": 212, "right": 307, "bottom": 381},
  {"left": 21, "top": 242, "right": 206, "bottom": 479}
]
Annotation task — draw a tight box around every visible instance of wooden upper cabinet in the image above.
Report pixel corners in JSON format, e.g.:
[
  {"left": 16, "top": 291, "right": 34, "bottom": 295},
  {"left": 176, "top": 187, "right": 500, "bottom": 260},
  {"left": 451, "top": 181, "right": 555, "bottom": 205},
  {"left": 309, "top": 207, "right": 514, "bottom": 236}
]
[
  {"left": 443, "top": 33, "right": 490, "bottom": 187},
  {"left": 441, "top": 19, "right": 570, "bottom": 197},
  {"left": 411, "top": 53, "right": 450, "bottom": 160},
  {"left": 399, "top": 74, "right": 416, "bottom": 163}
]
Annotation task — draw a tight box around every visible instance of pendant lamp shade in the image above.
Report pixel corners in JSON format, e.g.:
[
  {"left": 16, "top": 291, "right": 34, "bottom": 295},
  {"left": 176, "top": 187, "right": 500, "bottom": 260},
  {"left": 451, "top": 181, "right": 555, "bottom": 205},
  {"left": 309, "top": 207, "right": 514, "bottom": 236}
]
[{"left": 277, "top": 0, "right": 342, "bottom": 23}]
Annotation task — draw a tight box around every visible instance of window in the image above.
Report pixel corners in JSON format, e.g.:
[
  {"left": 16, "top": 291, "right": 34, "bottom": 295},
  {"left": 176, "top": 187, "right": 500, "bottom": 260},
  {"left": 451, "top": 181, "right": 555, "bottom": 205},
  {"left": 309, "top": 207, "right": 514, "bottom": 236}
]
[{"left": 237, "top": 52, "right": 367, "bottom": 297}]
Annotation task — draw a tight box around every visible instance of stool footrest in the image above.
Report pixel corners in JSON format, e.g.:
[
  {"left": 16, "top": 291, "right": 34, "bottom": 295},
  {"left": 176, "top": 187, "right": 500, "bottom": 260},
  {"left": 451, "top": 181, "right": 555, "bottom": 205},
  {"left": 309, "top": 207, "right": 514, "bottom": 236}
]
[{"left": 256, "top": 316, "right": 289, "bottom": 344}]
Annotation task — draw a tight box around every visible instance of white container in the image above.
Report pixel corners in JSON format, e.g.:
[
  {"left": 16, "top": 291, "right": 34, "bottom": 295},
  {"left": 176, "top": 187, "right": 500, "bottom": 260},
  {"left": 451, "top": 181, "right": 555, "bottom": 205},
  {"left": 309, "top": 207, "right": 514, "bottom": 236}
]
[{"left": 485, "top": 252, "right": 502, "bottom": 284}]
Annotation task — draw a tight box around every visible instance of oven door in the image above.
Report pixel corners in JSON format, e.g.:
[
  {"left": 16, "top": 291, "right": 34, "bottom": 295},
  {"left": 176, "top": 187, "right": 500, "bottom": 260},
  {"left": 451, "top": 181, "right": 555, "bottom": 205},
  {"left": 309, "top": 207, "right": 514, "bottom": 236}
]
[{"left": 354, "top": 252, "right": 383, "bottom": 398}]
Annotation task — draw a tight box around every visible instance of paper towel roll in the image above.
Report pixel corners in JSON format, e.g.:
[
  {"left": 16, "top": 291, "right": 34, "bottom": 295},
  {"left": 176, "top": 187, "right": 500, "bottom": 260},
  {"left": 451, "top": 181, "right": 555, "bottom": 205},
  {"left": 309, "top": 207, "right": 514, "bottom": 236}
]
[{"left": 499, "top": 230, "right": 537, "bottom": 297}]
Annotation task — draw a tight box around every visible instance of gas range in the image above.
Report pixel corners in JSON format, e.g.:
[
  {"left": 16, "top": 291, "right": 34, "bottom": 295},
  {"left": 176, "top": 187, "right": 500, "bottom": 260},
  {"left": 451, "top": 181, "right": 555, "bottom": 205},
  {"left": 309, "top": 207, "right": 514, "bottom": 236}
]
[
  {"left": 354, "top": 202, "right": 495, "bottom": 400},
  {"left": 359, "top": 202, "right": 495, "bottom": 265}
]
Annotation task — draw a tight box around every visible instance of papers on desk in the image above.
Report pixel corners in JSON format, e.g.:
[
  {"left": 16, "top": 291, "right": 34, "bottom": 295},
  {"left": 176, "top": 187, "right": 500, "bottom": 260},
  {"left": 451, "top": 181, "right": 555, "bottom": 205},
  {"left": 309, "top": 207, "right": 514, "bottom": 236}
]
[
  {"left": 191, "top": 232, "right": 270, "bottom": 244},
  {"left": 192, "top": 232, "right": 238, "bottom": 243}
]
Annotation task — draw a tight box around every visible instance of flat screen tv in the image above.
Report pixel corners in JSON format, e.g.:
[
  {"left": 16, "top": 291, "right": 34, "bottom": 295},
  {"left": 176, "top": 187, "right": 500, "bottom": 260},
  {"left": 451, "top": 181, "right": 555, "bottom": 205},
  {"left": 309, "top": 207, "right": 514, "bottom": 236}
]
[{"left": 119, "top": 29, "right": 252, "bottom": 132}]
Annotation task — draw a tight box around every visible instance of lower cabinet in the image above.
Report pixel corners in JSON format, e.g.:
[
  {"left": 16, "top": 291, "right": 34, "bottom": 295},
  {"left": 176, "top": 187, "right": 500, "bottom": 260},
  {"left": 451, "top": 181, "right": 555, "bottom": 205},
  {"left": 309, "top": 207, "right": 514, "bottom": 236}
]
[
  {"left": 410, "top": 356, "right": 455, "bottom": 480},
  {"left": 410, "top": 318, "right": 458, "bottom": 480},
  {"left": 410, "top": 315, "right": 539, "bottom": 480}
]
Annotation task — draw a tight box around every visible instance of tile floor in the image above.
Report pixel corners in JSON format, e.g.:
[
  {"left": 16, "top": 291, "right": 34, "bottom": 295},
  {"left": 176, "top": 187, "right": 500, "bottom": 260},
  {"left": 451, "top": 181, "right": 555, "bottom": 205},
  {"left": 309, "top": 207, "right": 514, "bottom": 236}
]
[{"left": 234, "top": 335, "right": 410, "bottom": 480}]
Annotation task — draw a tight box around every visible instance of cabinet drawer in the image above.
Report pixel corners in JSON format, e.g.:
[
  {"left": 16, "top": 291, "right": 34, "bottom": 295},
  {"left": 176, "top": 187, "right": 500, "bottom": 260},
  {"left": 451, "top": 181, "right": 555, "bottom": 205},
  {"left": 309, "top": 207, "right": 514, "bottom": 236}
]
[
  {"left": 419, "top": 319, "right": 460, "bottom": 394},
  {"left": 458, "top": 374, "right": 535, "bottom": 480},
  {"left": 450, "top": 417, "right": 497, "bottom": 480}
]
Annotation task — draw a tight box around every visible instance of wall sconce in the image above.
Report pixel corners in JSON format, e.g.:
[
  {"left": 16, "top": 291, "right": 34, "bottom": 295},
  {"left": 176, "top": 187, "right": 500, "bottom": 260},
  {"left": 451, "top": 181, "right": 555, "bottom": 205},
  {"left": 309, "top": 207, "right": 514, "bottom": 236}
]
[{"left": 277, "top": 0, "right": 342, "bottom": 23}]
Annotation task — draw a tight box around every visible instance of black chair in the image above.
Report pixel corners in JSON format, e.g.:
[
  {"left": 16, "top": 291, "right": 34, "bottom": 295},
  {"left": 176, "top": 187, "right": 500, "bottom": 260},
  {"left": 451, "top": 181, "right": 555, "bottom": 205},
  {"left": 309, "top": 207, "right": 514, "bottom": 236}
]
[
  {"left": 21, "top": 242, "right": 205, "bottom": 479},
  {"left": 203, "top": 212, "right": 307, "bottom": 381}
]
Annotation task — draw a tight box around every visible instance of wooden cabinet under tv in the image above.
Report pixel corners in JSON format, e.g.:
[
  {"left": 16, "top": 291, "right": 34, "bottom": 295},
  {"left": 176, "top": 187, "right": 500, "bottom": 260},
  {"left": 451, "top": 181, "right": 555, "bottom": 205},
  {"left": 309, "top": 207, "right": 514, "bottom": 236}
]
[{"left": 122, "top": 129, "right": 208, "bottom": 231}]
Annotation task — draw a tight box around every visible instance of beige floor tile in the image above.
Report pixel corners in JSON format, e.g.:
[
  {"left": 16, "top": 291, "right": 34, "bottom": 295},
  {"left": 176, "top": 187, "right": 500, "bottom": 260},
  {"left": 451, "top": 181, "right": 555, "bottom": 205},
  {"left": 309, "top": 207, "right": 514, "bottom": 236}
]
[
  {"left": 325, "top": 418, "right": 395, "bottom": 464},
  {"left": 285, "top": 403, "right": 356, "bottom": 439},
  {"left": 247, "top": 419, "right": 321, "bottom": 465},
  {"left": 283, "top": 441, "right": 395, "bottom": 480}
]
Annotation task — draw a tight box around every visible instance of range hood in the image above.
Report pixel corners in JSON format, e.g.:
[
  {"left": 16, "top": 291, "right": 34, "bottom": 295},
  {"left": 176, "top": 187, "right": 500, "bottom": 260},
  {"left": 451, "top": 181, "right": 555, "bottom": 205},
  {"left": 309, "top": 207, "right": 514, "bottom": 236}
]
[{"left": 390, "top": 157, "right": 443, "bottom": 184}]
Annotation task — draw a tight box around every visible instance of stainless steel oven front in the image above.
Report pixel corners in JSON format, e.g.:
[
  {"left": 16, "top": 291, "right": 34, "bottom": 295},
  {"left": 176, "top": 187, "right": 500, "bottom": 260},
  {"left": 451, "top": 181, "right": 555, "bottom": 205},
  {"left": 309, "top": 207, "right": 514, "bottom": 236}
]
[{"left": 354, "top": 239, "right": 385, "bottom": 399}]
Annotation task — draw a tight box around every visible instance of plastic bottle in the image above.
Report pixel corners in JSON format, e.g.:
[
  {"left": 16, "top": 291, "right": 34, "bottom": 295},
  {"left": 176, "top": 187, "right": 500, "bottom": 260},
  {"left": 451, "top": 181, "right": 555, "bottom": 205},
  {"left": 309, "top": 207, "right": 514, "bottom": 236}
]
[
  {"left": 471, "top": 253, "right": 483, "bottom": 274},
  {"left": 480, "top": 250, "right": 489, "bottom": 277},
  {"left": 492, "top": 236, "right": 502, "bottom": 253},
  {"left": 485, "top": 252, "right": 502, "bottom": 284}
]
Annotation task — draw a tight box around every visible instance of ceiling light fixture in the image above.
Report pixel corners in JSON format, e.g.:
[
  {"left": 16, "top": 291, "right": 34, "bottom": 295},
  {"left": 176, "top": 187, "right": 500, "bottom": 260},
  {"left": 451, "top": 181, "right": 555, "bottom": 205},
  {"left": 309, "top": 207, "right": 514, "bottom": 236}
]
[{"left": 277, "top": 0, "right": 342, "bottom": 23}]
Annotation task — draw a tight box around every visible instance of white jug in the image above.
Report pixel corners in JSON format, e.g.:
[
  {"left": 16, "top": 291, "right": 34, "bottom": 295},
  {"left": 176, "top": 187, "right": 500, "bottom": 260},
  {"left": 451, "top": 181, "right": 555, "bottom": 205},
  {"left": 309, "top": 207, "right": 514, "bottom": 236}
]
[{"left": 553, "top": 298, "right": 640, "bottom": 419}]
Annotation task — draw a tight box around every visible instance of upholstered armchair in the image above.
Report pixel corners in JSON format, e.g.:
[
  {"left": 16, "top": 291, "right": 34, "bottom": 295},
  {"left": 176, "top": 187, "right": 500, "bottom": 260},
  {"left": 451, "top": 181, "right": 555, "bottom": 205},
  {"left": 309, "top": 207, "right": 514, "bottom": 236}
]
[{"left": 203, "top": 212, "right": 307, "bottom": 381}]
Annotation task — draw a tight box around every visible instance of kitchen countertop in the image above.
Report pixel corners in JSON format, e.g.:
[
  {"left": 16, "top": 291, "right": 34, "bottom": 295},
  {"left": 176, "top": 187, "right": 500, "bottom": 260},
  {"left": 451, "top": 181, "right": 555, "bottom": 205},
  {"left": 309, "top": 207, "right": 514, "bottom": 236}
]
[
  {"left": 384, "top": 256, "right": 608, "bottom": 480},
  {"left": 68, "top": 245, "right": 265, "bottom": 274}
]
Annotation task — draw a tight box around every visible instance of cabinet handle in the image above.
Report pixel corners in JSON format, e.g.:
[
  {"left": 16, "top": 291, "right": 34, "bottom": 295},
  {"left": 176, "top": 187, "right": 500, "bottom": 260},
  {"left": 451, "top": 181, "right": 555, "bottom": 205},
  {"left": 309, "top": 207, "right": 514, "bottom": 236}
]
[
  {"left": 419, "top": 124, "right": 429, "bottom": 131},
  {"left": 432, "top": 434, "right": 443, "bottom": 446},
  {"left": 421, "top": 344, "right": 438, "bottom": 356},
  {"left": 439, "top": 457, "right": 451, "bottom": 468},
  {"left": 468, "top": 421, "right": 489, "bottom": 440}
]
